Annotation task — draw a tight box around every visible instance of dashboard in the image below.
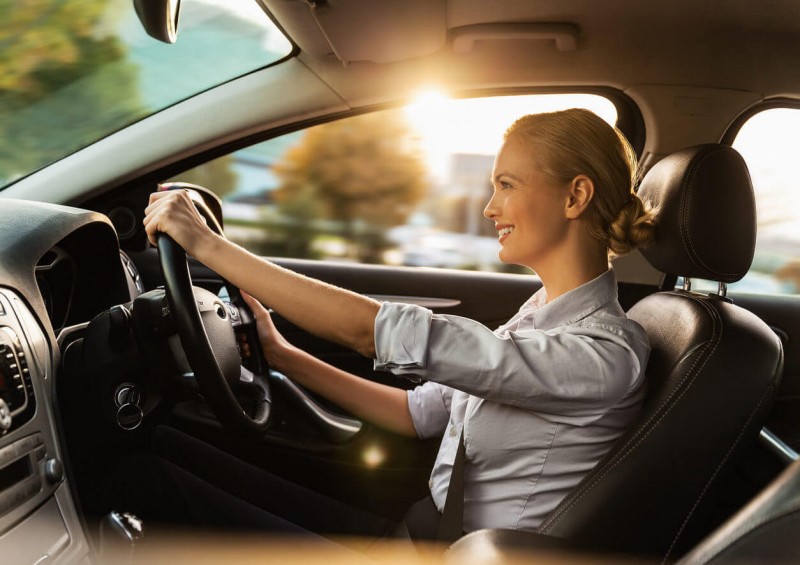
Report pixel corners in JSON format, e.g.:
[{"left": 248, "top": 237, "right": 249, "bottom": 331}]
[
  {"left": 35, "top": 247, "right": 143, "bottom": 335},
  {"left": 0, "top": 199, "right": 135, "bottom": 563}
]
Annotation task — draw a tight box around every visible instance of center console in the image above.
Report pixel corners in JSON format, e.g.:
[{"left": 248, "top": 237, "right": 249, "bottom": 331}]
[{"left": 0, "top": 289, "right": 89, "bottom": 564}]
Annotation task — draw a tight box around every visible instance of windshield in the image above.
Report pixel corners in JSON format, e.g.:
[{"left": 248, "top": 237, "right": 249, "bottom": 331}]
[{"left": 0, "top": 0, "right": 292, "bottom": 189}]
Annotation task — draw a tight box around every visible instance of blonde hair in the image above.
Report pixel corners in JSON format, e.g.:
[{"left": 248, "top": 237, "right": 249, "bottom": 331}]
[{"left": 504, "top": 108, "right": 656, "bottom": 256}]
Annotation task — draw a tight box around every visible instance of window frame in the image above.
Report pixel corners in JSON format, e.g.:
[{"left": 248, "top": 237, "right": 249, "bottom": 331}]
[
  {"left": 715, "top": 98, "right": 800, "bottom": 296},
  {"left": 159, "top": 88, "right": 645, "bottom": 272},
  {"left": 133, "top": 87, "right": 645, "bottom": 191}
]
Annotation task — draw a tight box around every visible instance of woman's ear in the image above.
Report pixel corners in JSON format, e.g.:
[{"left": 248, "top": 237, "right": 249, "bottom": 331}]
[{"left": 565, "top": 175, "right": 595, "bottom": 220}]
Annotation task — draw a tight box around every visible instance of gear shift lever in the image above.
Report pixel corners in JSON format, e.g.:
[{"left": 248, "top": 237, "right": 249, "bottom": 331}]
[{"left": 99, "top": 511, "right": 144, "bottom": 563}]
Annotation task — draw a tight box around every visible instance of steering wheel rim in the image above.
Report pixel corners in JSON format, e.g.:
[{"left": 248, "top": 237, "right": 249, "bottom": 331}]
[{"left": 157, "top": 233, "right": 271, "bottom": 435}]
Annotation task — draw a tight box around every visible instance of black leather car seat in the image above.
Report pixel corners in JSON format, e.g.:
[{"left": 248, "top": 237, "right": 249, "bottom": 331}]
[
  {"left": 677, "top": 454, "right": 800, "bottom": 564},
  {"left": 447, "top": 144, "right": 784, "bottom": 563}
]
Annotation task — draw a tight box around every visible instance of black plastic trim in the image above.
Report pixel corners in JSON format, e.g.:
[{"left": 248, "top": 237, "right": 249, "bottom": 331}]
[{"left": 721, "top": 97, "right": 800, "bottom": 146}]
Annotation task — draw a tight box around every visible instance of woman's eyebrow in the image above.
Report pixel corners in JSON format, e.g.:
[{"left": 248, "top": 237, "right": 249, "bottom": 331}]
[{"left": 491, "top": 172, "right": 523, "bottom": 183}]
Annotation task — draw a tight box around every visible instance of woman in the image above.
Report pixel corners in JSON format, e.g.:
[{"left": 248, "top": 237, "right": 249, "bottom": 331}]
[{"left": 142, "top": 108, "right": 656, "bottom": 539}]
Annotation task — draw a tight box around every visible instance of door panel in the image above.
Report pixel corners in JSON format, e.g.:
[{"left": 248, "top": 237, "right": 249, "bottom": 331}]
[{"left": 731, "top": 293, "right": 800, "bottom": 449}]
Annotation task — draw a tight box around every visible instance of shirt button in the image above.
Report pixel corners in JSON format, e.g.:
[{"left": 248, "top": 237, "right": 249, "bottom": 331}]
[
  {"left": 428, "top": 479, "right": 433, "bottom": 489},
  {"left": 449, "top": 426, "right": 457, "bottom": 437}
]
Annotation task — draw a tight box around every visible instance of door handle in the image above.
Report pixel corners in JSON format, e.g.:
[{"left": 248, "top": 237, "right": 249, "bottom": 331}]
[{"left": 270, "top": 370, "right": 362, "bottom": 444}]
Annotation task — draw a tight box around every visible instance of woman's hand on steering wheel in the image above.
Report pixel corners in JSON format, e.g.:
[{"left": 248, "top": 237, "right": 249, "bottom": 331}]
[
  {"left": 143, "top": 185, "right": 274, "bottom": 435},
  {"left": 240, "top": 292, "right": 296, "bottom": 373},
  {"left": 143, "top": 188, "right": 218, "bottom": 258}
]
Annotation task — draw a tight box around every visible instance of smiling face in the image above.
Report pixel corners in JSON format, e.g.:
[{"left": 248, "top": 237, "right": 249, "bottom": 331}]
[{"left": 484, "top": 133, "right": 571, "bottom": 270}]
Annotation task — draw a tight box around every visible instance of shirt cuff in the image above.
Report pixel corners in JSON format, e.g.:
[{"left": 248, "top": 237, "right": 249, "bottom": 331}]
[
  {"left": 373, "top": 301, "right": 432, "bottom": 371},
  {"left": 406, "top": 382, "right": 452, "bottom": 438}
]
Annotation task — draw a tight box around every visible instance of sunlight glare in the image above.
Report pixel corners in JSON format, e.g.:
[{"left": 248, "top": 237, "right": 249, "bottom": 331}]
[
  {"left": 405, "top": 89, "right": 454, "bottom": 179},
  {"left": 362, "top": 444, "right": 386, "bottom": 468},
  {"left": 403, "top": 92, "right": 618, "bottom": 181}
]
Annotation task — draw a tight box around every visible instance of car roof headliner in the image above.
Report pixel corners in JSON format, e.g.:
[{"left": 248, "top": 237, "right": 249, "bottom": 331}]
[{"left": 269, "top": 0, "right": 800, "bottom": 98}]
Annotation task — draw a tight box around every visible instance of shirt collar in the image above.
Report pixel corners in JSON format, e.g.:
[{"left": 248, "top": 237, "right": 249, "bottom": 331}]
[{"left": 527, "top": 269, "right": 618, "bottom": 331}]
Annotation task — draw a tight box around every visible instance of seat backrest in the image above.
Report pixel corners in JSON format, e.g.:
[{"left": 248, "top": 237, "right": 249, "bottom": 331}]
[
  {"left": 677, "top": 455, "right": 800, "bottom": 564},
  {"left": 536, "top": 145, "right": 784, "bottom": 561}
]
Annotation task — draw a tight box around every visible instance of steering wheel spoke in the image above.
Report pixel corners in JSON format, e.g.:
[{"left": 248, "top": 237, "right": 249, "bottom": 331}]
[
  {"left": 236, "top": 365, "right": 272, "bottom": 421},
  {"left": 156, "top": 233, "right": 272, "bottom": 435}
]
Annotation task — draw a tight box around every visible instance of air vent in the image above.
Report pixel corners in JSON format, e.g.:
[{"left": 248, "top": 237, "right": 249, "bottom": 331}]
[
  {"left": 108, "top": 207, "right": 138, "bottom": 240},
  {"left": 36, "top": 250, "right": 59, "bottom": 269}
]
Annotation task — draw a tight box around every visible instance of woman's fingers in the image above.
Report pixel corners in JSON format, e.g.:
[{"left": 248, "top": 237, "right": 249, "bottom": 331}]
[
  {"left": 241, "top": 292, "right": 274, "bottom": 340},
  {"left": 241, "top": 292, "right": 268, "bottom": 319},
  {"left": 142, "top": 190, "right": 212, "bottom": 253},
  {"left": 241, "top": 292, "right": 292, "bottom": 366}
]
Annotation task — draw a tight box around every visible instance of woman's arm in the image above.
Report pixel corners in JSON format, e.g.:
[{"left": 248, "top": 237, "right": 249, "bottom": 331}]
[
  {"left": 375, "top": 302, "right": 649, "bottom": 425},
  {"left": 274, "top": 347, "right": 417, "bottom": 437},
  {"left": 241, "top": 293, "right": 416, "bottom": 437},
  {"left": 143, "top": 190, "right": 380, "bottom": 357}
]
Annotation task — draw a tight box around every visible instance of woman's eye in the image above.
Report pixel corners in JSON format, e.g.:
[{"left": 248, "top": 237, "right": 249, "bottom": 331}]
[{"left": 501, "top": 182, "right": 512, "bottom": 189}]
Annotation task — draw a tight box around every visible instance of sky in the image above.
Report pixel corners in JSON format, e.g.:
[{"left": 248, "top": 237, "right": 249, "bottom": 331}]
[
  {"left": 732, "top": 108, "right": 800, "bottom": 240},
  {"left": 402, "top": 91, "right": 617, "bottom": 179}
]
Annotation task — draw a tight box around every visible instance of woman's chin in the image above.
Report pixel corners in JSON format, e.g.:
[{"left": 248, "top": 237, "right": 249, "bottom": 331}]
[
  {"left": 498, "top": 248, "right": 519, "bottom": 265},
  {"left": 498, "top": 253, "right": 524, "bottom": 268}
]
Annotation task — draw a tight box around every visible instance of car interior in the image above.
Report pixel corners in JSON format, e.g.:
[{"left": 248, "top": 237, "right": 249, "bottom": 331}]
[{"left": 1, "top": 0, "right": 800, "bottom": 563}]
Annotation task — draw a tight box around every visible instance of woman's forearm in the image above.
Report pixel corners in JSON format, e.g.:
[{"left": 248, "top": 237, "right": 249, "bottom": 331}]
[
  {"left": 196, "top": 233, "right": 380, "bottom": 357},
  {"left": 273, "top": 345, "right": 417, "bottom": 437}
]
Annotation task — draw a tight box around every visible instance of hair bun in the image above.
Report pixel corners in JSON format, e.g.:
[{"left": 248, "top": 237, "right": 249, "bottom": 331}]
[{"left": 607, "top": 194, "right": 657, "bottom": 256}]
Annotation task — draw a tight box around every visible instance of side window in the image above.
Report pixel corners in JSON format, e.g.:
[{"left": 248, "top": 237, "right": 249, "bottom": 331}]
[
  {"left": 725, "top": 109, "right": 800, "bottom": 295},
  {"left": 173, "top": 93, "right": 617, "bottom": 272}
]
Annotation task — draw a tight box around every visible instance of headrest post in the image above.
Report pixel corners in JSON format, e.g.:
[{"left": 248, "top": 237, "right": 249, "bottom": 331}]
[
  {"left": 682, "top": 277, "right": 692, "bottom": 292},
  {"left": 717, "top": 281, "right": 728, "bottom": 298}
]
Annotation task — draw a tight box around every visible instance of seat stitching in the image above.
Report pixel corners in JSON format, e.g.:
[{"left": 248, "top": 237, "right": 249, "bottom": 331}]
[
  {"left": 681, "top": 149, "right": 711, "bottom": 274},
  {"left": 541, "top": 295, "right": 719, "bottom": 529},
  {"left": 540, "top": 294, "right": 720, "bottom": 532},
  {"left": 681, "top": 147, "right": 746, "bottom": 279},
  {"left": 662, "top": 383, "right": 774, "bottom": 563},
  {"left": 667, "top": 343, "right": 782, "bottom": 563},
  {"left": 688, "top": 484, "right": 800, "bottom": 563}
]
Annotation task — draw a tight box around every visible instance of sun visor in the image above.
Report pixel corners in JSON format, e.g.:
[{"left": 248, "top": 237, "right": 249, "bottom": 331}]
[{"left": 267, "top": 0, "right": 447, "bottom": 64}]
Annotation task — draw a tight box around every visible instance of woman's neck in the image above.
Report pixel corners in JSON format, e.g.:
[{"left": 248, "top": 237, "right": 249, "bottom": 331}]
[{"left": 534, "top": 238, "right": 609, "bottom": 303}]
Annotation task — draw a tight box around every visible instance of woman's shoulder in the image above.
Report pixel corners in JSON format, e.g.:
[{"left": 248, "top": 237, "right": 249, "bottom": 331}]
[{"left": 573, "top": 304, "right": 651, "bottom": 355}]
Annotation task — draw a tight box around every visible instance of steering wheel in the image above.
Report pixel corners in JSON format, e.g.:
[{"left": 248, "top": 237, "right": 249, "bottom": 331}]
[{"left": 155, "top": 187, "right": 271, "bottom": 435}]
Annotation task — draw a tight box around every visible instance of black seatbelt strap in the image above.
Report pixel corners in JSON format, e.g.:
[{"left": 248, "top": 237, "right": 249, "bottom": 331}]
[{"left": 437, "top": 429, "right": 466, "bottom": 542}]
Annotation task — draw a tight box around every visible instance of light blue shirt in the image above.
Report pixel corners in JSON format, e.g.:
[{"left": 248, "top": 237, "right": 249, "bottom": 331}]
[{"left": 373, "top": 269, "right": 649, "bottom": 532}]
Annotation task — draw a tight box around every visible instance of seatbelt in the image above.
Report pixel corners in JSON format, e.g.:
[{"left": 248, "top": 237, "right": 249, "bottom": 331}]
[{"left": 437, "top": 429, "right": 466, "bottom": 542}]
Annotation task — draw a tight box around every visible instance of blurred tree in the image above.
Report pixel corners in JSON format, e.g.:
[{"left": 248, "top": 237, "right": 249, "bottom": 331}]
[
  {"left": 272, "top": 110, "right": 428, "bottom": 261},
  {"left": 776, "top": 260, "right": 800, "bottom": 293},
  {"left": 0, "top": 0, "right": 143, "bottom": 182}
]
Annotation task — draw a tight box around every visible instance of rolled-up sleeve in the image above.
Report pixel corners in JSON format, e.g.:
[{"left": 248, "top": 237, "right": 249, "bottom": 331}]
[
  {"left": 374, "top": 302, "right": 648, "bottom": 425},
  {"left": 374, "top": 301, "right": 432, "bottom": 370},
  {"left": 406, "top": 381, "right": 454, "bottom": 438}
]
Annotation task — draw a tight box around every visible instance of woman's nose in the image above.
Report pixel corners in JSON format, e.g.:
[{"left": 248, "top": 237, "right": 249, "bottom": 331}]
[{"left": 484, "top": 190, "right": 498, "bottom": 220}]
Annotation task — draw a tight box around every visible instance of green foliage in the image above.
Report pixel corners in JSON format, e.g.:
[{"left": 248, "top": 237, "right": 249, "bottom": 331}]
[{"left": 0, "top": 0, "right": 144, "bottom": 183}]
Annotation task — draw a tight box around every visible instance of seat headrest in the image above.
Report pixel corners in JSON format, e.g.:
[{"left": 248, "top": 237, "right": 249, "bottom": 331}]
[{"left": 638, "top": 144, "right": 756, "bottom": 283}]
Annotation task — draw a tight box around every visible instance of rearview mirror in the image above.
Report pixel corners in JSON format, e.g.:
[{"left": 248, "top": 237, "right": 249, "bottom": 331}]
[{"left": 133, "top": 0, "right": 181, "bottom": 44}]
